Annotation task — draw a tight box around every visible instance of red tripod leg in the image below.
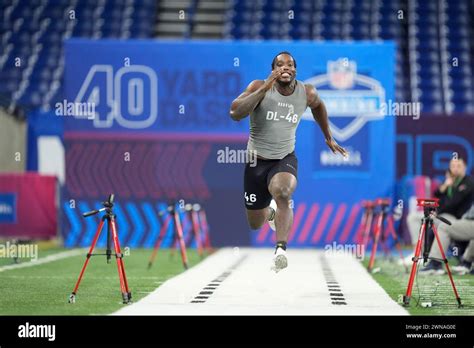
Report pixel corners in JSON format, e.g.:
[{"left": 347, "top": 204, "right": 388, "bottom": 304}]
[
  {"left": 69, "top": 219, "right": 105, "bottom": 303},
  {"left": 403, "top": 221, "right": 426, "bottom": 306},
  {"left": 148, "top": 214, "right": 171, "bottom": 268},
  {"left": 170, "top": 221, "right": 178, "bottom": 259},
  {"left": 380, "top": 217, "right": 391, "bottom": 258},
  {"left": 362, "top": 210, "right": 374, "bottom": 248},
  {"left": 199, "top": 209, "right": 212, "bottom": 252},
  {"left": 355, "top": 210, "right": 368, "bottom": 245},
  {"left": 110, "top": 219, "right": 131, "bottom": 303},
  {"left": 184, "top": 211, "right": 194, "bottom": 247},
  {"left": 174, "top": 210, "right": 189, "bottom": 269},
  {"left": 191, "top": 210, "right": 203, "bottom": 258},
  {"left": 432, "top": 224, "right": 462, "bottom": 307},
  {"left": 181, "top": 212, "right": 194, "bottom": 248},
  {"left": 368, "top": 212, "right": 383, "bottom": 271},
  {"left": 169, "top": 209, "right": 183, "bottom": 260}
]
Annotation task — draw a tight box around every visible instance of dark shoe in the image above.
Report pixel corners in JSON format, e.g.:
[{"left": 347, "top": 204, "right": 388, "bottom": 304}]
[{"left": 419, "top": 261, "right": 445, "bottom": 275}]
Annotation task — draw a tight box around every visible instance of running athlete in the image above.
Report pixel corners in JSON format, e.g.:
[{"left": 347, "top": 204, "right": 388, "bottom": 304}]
[{"left": 229, "top": 52, "right": 348, "bottom": 272}]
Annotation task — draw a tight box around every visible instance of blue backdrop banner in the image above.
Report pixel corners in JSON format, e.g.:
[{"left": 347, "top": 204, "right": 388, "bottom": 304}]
[{"left": 63, "top": 39, "right": 395, "bottom": 248}]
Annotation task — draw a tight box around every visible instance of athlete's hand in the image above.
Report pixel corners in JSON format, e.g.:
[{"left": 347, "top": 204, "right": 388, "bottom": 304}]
[
  {"left": 325, "top": 138, "right": 349, "bottom": 158},
  {"left": 262, "top": 68, "right": 283, "bottom": 91}
]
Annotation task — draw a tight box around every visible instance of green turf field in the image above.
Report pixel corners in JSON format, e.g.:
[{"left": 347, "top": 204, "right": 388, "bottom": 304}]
[
  {"left": 2, "top": 244, "right": 474, "bottom": 316},
  {"left": 363, "top": 256, "right": 474, "bottom": 315},
  {"left": 0, "top": 245, "right": 206, "bottom": 315}
]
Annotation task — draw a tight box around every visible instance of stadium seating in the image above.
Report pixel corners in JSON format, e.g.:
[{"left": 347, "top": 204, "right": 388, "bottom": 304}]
[
  {"left": 0, "top": 0, "right": 156, "bottom": 111},
  {"left": 0, "top": 0, "right": 472, "bottom": 114},
  {"left": 224, "top": 0, "right": 473, "bottom": 113}
]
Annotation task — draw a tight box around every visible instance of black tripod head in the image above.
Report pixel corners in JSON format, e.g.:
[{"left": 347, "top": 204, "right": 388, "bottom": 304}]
[
  {"left": 104, "top": 194, "right": 114, "bottom": 208},
  {"left": 417, "top": 198, "right": 451, "bottom": 226},
  {"left": 83, "top": 194, "right": 115, "bottom": 218}
]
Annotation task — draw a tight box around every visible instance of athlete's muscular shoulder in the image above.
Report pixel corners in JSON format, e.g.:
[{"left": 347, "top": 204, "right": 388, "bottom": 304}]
[
  {"left": 246, "top": 80, "right": 265, "bottom": 93},
  {"left": 234, "top": 80, "right": 265, "bottom": 100},
  {"left": 304, "top": 83, "right": 322, "bottom": 109}
]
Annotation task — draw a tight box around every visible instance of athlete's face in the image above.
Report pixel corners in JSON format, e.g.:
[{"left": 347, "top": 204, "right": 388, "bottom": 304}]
[{"left": 273, "top": 54, "right": 296, "bottom": 85}]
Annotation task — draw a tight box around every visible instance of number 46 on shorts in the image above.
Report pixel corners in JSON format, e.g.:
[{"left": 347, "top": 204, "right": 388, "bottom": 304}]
[{"left": 244, "top": 192, "right": 257, "bottom": 203}]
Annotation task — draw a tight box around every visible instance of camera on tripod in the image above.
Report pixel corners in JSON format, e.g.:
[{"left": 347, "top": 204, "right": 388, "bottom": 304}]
[
  {"left": 68, "top": 194, "right": 132, "bottom": 304},
  {"left": 83, "top": 194, "right": 115, "bottom": 218},
  {"left": 403, "top": 197, "right": 461, "bottom": 308},
  {"left": 416, "top": 197, "right": 451, "bottom": 226}
]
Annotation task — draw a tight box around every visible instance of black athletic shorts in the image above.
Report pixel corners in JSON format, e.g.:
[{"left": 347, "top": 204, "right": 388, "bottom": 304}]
[{"left": 243, "top": 151, "right": 298, "bottom": 210}]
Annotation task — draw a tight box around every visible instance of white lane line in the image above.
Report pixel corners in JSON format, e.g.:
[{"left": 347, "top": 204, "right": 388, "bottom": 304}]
[{"left": 0, "top": 249, "right": 85, "bottom": 273}]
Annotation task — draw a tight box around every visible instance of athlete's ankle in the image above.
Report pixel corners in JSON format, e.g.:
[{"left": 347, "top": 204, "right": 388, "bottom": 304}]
[{"left": 275, "top": 241, "right": 287, "bottom": 252}]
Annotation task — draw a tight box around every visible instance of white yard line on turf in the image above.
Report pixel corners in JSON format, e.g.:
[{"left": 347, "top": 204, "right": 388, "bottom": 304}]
[
  {"left": 114, "top": 248, "right": 408, "bottom": 315},
  {"left": 0, "top": 249, "right": 85, "bottom": 273}
]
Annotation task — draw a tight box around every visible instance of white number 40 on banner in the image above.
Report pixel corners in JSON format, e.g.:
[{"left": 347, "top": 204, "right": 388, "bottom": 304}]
[{"left": 74, "top": 64, "right": 158, "bottom": 129}]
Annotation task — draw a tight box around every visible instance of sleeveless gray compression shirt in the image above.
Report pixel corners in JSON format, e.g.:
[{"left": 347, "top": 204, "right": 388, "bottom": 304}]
[{"left": 247, "top": 80, "right": 307, "bottom": 159}]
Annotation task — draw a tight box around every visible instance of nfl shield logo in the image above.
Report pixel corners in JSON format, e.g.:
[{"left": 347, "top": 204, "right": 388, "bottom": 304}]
[
  {"left": 328, "top": 59, "right": 356, "bottom": 90},
  {"left": 302, "top": 57, "right": 385, "bottom": 142}
]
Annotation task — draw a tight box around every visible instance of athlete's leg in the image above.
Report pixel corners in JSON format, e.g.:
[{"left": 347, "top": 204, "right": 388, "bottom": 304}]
[
  {"left": 246, "top": 208, "right": 272, "bottom": 230},
  {"left": 268, "top": 172, "right": 297, "bottom": 243}
]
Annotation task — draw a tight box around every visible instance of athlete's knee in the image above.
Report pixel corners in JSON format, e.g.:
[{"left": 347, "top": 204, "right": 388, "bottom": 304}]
[
  {"left": 248, "top": 219, "right": 265, "bottom": 229},
  {"left": 247, "top": 214, "right": 266, "bottom": 229},
  {"left": 271, "top": 185, "right": 293, "bottom": 202},
  {"left": 246, "top": 210, "right": 267, "bottom": 229}
]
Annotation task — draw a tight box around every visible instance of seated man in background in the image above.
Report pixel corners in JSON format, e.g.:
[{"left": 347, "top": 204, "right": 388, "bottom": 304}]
[
  {"left": 435, "top": 158, "right": 472, "bottom": 220},
  {"left": 421, "top": 158, "right": 473, "bottom": 274},
  {"left": 421, "top": 199, "right": 474, "bottom": 275}
]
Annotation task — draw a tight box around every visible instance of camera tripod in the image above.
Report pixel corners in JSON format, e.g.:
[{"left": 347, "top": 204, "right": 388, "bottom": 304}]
[
  {"left": 147, "top": 202, "right": 189, "bottom": 270},
  {"left": 403, "top": 198, "right": 462, "bottom": 307},
  {"left": 184, "top": 203, "right": 204, "bottom": 258},
  {"left": 68, "top": 194, "right": 131, "bottom": 304},
  {"left": 367, "top": 198, "right": 407, "bottom": 272},
  {"left": 356, "top": 200, "right": 375, "bottom": 247},
  {"left": 175, "top": 203, "right": 212, "bottom": 258}
]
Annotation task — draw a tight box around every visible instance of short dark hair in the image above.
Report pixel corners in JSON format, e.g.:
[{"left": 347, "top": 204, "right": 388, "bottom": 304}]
[
  {"left": 451, "top": 157, "right": 466, "bottom": 165},
  {"left": 271, "top": 51, "right": 297, "bottom": 69}
]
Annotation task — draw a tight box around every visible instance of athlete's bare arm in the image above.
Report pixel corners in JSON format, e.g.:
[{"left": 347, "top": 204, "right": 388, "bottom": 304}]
[
  {"left": 229, "top": 68, "right": 283, "bottom": 121},
  {"left": 305, "top": 84, "right": 348, "bottom": 157}
]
